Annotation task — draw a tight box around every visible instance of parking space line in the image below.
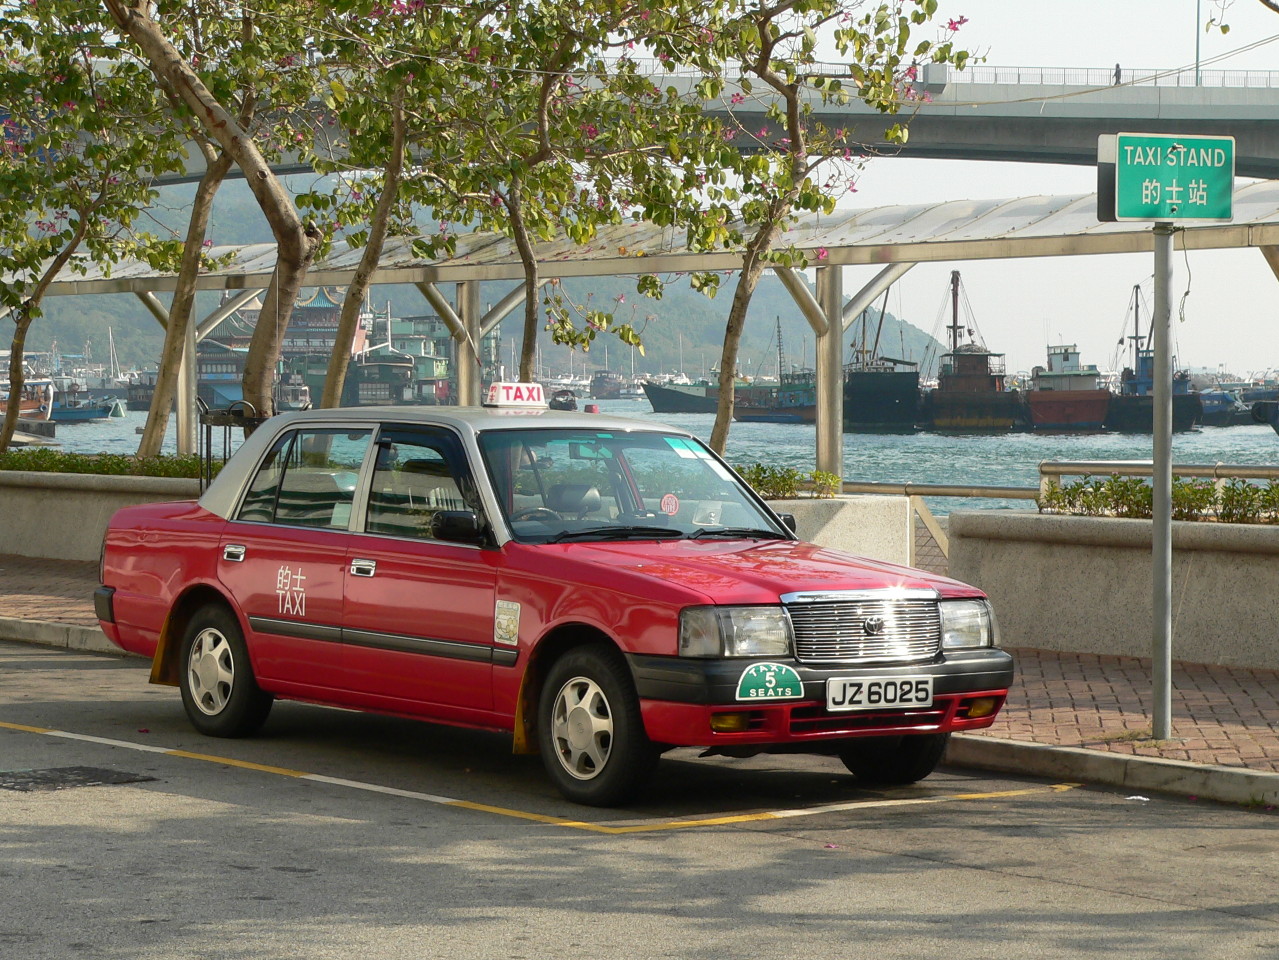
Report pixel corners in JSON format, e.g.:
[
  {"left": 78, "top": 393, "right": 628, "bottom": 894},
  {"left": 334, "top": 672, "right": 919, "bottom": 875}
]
[{"left": 0, "top": 720, "right": 1077, "bottom": 832}]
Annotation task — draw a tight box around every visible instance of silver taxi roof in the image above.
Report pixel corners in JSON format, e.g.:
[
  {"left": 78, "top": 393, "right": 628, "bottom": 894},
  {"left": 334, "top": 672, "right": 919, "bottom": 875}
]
[{"left": 199, "top": 404, "right": 691, "bottom": 518}]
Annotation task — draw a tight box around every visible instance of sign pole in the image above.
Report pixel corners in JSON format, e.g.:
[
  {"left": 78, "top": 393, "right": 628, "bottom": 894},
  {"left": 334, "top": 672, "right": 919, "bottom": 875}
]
[{"left": 1152, "top": 221, "right": 1174, "bottom": 740}]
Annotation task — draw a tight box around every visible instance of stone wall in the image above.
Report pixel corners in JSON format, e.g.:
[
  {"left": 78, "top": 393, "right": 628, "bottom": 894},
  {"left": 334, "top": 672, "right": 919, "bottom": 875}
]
[
  {"left": 949, "top": 510, "right": 1279, "bottom": 670},
  {"left": 0, "top": 472, "right": 200, "bottom": 562},
  {"left": 771, "top": 495, "right": 914, "bottom": 567}
]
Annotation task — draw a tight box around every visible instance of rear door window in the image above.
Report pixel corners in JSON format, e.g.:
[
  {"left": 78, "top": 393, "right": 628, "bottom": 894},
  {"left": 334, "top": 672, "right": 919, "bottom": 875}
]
[{"left": 236, "top": 428, "right": 373, "bottom": 529}]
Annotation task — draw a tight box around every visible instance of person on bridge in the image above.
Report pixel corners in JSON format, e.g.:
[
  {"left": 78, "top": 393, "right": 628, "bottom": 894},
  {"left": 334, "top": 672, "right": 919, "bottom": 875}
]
[{"left": 1114, "top": 63, "right": 1121, "bottom": 85}]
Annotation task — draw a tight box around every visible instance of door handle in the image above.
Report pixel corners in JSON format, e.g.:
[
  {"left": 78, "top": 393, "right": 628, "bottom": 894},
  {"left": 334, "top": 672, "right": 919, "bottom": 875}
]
[
  {"left": 350, "top": 558, "right": 377, "bottom": 577},
  {"left": 223, "top": 543, "right": 246, "bottom": 562}
]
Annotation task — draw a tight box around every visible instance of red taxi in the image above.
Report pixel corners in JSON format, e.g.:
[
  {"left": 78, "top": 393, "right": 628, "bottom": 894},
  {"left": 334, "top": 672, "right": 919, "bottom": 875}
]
[{"left": 96, "top": 383, "right": 1013, "bottom": 805}]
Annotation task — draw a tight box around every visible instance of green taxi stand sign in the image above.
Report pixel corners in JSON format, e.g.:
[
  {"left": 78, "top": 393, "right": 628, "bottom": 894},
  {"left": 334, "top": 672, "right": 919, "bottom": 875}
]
[{"left": 1097, "top": 133, "right": 1234, "bottom": 222}]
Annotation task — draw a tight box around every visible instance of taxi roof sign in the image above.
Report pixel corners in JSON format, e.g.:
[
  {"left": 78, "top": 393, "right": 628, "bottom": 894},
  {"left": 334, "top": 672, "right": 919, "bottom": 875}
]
[{"left": 484, "top": 381, "right": 547, "bottom": 408}]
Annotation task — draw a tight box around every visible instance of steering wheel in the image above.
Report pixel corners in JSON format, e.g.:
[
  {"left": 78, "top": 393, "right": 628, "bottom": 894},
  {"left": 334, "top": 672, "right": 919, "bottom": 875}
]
[{"left": 510, "top": 506, "right": 562, "bottom": 523}]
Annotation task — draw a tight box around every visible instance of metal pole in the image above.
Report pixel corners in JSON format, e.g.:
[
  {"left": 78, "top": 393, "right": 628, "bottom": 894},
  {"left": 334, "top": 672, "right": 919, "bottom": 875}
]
[
  {"left": 1152, "top": 221, "right": 1175, "bottom": 739},
  {"left": 458, "top": 280, "right": 482, "bottom": 406},
  {"left": 814, "top": 265, "right": 844, "bottom": 477},
  {"left": 1195, "top": 0, "right": 1202, "bottom": 87}
]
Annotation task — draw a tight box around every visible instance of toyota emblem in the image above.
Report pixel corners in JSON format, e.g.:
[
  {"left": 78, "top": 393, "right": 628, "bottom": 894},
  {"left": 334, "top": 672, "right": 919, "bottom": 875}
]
[{"left": 863, "top": 616, "right": 886, "bottom": 636}]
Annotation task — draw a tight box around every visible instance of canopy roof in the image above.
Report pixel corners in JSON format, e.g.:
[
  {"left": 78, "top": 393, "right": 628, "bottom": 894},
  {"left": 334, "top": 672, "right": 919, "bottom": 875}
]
[{"left": 40, "top": 181, "right": 1279, "bottom": 297}]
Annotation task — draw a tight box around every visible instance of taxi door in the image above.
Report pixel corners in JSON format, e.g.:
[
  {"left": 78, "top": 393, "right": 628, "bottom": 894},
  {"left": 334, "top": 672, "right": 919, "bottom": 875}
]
[
  {"left": 341, "top": 427, "right": 498, "bottom": 717},
  {"left": 218, "top": 426, "right": 373, "bottom": 694}
]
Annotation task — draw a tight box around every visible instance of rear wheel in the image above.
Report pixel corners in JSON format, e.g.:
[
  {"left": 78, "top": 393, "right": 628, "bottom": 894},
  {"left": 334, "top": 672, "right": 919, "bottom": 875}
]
[
  {"left": 537, "top": 645, "right": 658, "bottom": 806},
  {"left": 837, "top": 733, "right": 950, "bottom": 785},
  {"left": 179, "top": 604, "right": 273, "bottom": 738}
]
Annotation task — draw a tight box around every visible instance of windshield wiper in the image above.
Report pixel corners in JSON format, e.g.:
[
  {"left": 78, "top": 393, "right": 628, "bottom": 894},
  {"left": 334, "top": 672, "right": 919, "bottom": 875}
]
[
  {"left": 685, "top": 527, "right": 790, "bottom": 540},
  {"left": 545, "top": 525, "right": 687, "bottom": 543}
]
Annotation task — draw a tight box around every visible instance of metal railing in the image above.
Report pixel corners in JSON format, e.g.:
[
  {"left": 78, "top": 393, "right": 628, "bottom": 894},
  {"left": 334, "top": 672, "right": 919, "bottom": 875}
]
[{"left": 935, "top": 64, "right": 1279, "bottom": 89}]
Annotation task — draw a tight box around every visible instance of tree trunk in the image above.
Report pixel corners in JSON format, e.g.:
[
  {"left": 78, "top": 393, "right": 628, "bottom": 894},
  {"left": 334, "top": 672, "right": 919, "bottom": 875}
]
[
  {"left": 322, "top": 94, "right": 406, "bottom": 409},
  {"left": 104, "top": 0, "right": 319, "bottom": 420},
  {"left": 136, "top": 153, "right": 232, "bottom": 457},
  {"left": 709, "top": 227, "right": 778, "bottom": 454},
  {"left": 506, "top": 190, "right": 541, "bottom": 383},
  {"left": 0, "top": 217, "right": 90, "bottom": 454},
  {"left": 0, "top": 307, "right": 36, "bottom": 456}
]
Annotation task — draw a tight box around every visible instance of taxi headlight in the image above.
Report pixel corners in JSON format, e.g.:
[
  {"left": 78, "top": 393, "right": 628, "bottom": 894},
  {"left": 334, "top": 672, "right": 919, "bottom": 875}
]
[
  {"left": 940, "top": 599, "right": 999, "bottom": 650},
  {"left": 679, "top": 606, "right": 793, "bottom": 658}
]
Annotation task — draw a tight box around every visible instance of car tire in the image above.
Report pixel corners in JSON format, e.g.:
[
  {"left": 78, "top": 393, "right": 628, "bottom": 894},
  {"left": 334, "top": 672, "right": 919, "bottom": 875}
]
[
  {"left": 537, "top": 644, "right": 658, "bottom": 806},
  {"left": 179, "top": 604, "right": 273, "bottom": 738},
  {"left": 837, "top": 732, "right": 950, "bottom": 785}
]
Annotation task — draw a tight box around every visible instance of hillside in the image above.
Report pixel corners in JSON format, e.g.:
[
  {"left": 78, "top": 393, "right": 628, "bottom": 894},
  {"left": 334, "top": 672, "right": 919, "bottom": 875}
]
[{"left": 27, "top": 178, "right": 944, "bottom": 379}]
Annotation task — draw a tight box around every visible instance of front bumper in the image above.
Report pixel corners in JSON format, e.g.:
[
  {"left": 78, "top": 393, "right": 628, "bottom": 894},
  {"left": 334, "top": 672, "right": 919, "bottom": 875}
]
[{"left": 629, "top": 648, "right": 1013, "bottom": 748}]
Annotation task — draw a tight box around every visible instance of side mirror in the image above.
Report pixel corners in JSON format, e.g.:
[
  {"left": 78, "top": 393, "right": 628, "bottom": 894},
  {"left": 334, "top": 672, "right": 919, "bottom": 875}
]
[
  {"left": 776, "top": 512, "right": 797, "bottom": 534},
  {"left": 430, "top": 510, "right": 486, "bottom": 545}
]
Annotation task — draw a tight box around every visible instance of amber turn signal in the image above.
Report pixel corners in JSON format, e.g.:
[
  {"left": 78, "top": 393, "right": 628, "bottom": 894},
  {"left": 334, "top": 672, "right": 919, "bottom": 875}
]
[
  {"left": 710, "top": 712, "right": 751, "bottom": 733},
  {"left": 965, "top": 696, "right": 999, "bottom": 719}
]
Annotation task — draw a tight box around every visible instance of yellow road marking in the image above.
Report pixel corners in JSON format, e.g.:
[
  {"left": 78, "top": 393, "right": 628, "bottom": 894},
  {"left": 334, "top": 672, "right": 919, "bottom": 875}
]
[{"left": 0, "top": 719, "right": 1077, "bottom": 832}]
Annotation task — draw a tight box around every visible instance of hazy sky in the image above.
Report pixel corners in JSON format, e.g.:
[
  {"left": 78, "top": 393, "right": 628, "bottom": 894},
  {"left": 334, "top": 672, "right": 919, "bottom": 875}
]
[{"left": 838, "top": 0, "right": 1279, "bottom": 380}]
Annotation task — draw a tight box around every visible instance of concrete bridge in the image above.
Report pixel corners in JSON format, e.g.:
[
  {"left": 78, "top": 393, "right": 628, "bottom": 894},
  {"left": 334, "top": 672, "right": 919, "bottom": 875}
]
[
  {"left": 163, "top": 62, "right": 1279, "bottom": 184},
  {"left": 704, "top": 62, "right": 1279, "bottom": 178}
]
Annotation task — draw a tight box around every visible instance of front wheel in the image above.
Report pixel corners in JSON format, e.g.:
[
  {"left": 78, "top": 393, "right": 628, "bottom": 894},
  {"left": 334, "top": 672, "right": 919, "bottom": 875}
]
[
  {"left": 537, "top": 645, "right": 658, "bottom": 806},
  {"left": 837, "top": 733, "right": 950, "bottom": 785},
  {"left": 179, "top": 604, "right": 273, "bottom": 738}
]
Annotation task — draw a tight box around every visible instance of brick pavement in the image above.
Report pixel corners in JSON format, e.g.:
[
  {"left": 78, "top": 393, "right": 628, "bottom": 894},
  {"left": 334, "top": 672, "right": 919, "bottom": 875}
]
[{"left": 0, "top": 552, "right": 1275, "bottom": 776}]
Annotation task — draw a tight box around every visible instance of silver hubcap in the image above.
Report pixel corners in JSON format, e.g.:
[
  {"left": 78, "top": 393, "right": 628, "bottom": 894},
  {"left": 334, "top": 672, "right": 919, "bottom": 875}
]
[
  {"left": 550, "top": 676, "right": 613, "bottom": 780},
  {"left": 187, "top": 628, "right": 235, "bottom": 716}
]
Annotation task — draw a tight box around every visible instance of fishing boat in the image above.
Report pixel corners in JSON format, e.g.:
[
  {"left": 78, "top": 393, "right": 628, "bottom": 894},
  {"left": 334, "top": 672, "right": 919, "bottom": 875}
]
[
  {"left": 921, "top": 271, "right": 1024, "bottom": 432},
  {"left": 733, "top": 375, "right": 817, "bottom": 423},
  {"left": 732, "top": 319, "right": 817, "bottom": 424},
  {"left": 50, "top": 394, "right": 124, "bottom": 423},
  {"left": 1103, "top": 285, "right": 1202, "bottom": 433},
  {"left": 1196, "top": 388, "right": 1251, "bottom": 427},
  {"left": 589, "top": 370, "right": 626, "bottom": 400},
  {"left": 641, "top": 379, "right": 718, "bottom": 413},
  {"left": 1024, "top": 344, "right": 1111, "bottom": 431},
  {"left": 0, "top": 377, "right": 54, "bottom": 420},
  {"left": 842, "top": 289, "right": 921, "bottom": 432}
]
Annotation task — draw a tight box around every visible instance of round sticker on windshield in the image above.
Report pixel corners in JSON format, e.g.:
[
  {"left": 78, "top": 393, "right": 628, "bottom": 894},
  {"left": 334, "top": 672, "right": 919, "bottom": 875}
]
[{"left": 660, "top": 493, "right": 680, "bottom": 515}]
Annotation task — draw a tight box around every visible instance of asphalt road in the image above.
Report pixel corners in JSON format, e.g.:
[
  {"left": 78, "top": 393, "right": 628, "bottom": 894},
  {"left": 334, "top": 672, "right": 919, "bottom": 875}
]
[{"left": 2, "top": 640, "right": 1277, "bottom": 960}]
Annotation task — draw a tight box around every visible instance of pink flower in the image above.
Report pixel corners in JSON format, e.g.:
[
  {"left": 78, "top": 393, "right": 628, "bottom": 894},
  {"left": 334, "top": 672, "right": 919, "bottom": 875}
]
[
  {"left": 580, "top": 123, "right": 599, "bottom": 139},
  {"left": 730, "top": 92, "right": 745, "bottom": 104},
  {"left": 816, "top": 247, "right": 829, "bottom": 260},
  {"left": 947, "top": 16, "right": 968, "bottom": 30}
]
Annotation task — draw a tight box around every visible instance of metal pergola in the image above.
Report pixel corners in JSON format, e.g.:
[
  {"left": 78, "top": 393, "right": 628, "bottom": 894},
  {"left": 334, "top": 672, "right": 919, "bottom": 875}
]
[{"left": 30, "top": 180, "right": 1279, "bottom": 471}]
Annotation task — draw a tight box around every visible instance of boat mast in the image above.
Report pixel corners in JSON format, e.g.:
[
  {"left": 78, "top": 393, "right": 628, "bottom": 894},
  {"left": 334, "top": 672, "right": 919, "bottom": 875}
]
[
  {"left": 870, "top": 284, "right": 892, "bottom": 361},
  {"left": 775, "top": 317, "right": 786, "bottom": 380},
  {"left": 1127, "top": 283, "right": 1144, "bottom": 370},
  {"left": 948, "top": 270, "right": 963, "bottom": 353}
]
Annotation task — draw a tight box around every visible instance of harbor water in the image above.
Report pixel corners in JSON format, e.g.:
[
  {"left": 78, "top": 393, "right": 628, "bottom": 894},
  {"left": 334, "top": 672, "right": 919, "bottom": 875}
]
[{"left": 42, "top": 401, "right": 1279, "bottom": 515}]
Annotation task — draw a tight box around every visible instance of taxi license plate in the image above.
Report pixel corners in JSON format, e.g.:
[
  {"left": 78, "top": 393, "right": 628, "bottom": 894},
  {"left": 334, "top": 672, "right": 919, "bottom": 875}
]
[{"left": 826, "top": 677, "right": 933, "bottom": 712}]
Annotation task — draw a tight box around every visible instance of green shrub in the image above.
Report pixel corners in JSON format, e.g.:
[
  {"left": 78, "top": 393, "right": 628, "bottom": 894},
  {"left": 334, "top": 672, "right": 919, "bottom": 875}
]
[
  {"left": 808, "top": 470, "right": 841, "bottom": 499},
  {"left": 1039, "top": 473, "right": 1278, "bottom": 525},
  {"left": 0, "top": 448, "right": 204, "bottom": 479},
  {"left": 736, "top": 463, "right": 804, "bottom": 499},
  {"left": 1217, "top": 478, "right": 1263, "bottom": 524},
  {"left": 1171, "top": 478, "right": 1216, "bottom": 521}
]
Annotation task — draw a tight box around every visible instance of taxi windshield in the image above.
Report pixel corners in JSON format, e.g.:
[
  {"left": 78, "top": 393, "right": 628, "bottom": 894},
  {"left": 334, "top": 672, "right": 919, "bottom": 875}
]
[{"left": 477, "top": 428, "right": 789, "bottom": 543}]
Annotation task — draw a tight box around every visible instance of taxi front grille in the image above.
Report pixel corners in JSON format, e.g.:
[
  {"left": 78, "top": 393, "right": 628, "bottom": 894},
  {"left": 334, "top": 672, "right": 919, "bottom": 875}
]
[{"left": 784, "top": 594, "right": 941, "bottom": 664}]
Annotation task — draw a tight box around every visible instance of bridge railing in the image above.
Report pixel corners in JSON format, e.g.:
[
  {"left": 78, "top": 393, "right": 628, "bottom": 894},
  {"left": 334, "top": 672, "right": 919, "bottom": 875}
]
[{"left": 937, "top": 64, "right": 1279, "bottom": 89}]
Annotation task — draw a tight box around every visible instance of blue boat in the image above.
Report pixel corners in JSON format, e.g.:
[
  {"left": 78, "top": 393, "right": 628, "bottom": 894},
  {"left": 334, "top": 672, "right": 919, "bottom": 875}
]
[{"left": 50, "top": 395, "right": 124, "bottom": 423}]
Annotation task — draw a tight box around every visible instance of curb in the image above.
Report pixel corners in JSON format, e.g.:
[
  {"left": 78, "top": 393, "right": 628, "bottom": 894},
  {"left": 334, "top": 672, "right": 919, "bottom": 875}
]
[
  {"left": 0, "top": 616, "right": 130, "bottom": 658},
  {"left": 949, "top": 733, "right": 1279, "bottom": 807}
]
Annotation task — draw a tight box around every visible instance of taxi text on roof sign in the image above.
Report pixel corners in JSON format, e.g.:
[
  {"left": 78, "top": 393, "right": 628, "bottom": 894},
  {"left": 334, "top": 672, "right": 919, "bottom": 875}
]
[
  {"left": 1096, "top": 133, "right": 1235, "bottom": 223},
  {"left": 484, "top": 381, "right": 547, "bottom": 408}
]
